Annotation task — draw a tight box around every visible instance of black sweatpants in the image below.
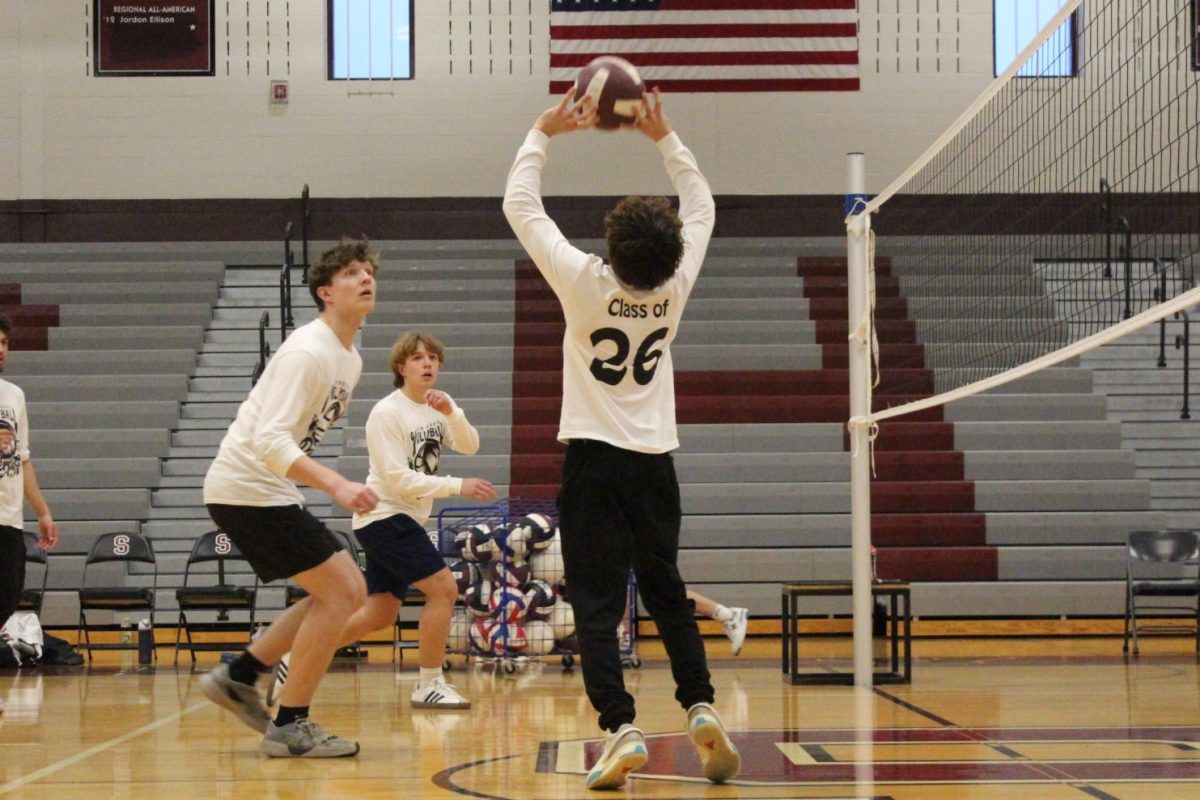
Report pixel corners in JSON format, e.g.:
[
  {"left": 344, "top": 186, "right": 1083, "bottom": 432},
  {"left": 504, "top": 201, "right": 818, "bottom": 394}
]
[
  {"left": 557, "top": 439, "right": 714, "bottom": 733},
  {"left": 0, "top": 526, "right": 27, "bottom": 624}
]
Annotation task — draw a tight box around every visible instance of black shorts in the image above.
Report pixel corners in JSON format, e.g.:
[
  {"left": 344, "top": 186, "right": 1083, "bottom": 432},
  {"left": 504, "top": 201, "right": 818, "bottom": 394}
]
[
  {"left": 0, "top": 525, "right": 26, "bottom": 623},
  {"left": 354, "top": 514, "right": 447, "bottom": 599},
  {"left": 205, "top": 504, "right": 345, "bottom": 584}
]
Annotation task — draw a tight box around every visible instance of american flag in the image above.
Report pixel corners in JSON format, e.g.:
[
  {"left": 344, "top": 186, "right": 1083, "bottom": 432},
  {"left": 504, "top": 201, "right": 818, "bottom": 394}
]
[{"left": 549, "top": 0, "right": 860, "bottom": 93}]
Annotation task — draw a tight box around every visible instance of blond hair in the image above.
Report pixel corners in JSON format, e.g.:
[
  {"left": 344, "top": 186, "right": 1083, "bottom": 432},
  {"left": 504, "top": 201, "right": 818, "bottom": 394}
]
[{"left": 389, "top": 332, "right": 445, "bottom": 388}]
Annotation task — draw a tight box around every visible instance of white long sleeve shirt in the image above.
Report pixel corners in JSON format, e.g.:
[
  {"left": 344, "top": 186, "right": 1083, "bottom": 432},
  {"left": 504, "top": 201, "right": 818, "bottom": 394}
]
[
  {"left": 353, "top": 389, "right": 481, "bottom": 528},
  {"left": 502, "top": 130, "right": 715, "bottom": 453},
  {"left": 0, "top": 379, "right": 31, "bottom": 528},
  {"left": 204, "top": 318, "right": 362, "bottom": 507}
]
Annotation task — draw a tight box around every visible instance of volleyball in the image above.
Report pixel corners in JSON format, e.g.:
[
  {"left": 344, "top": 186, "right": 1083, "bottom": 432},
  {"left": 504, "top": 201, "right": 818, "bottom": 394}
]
[
  {"left": 549, "top": 599, "right": 575, "bottom": 641},
  {"left": 574, "top": 55, "right": 645, "bottom": 130},
  {"left": 494, "top": 522, "right": 532, "bottom": 565},
  {"left": 530, "top": 532, "right": 565, "bottom": 585},
  {"left": 469, "top": 619, "right": 495, "bottom": 653},
  {"left": 519, "top": 513, "right": 557, "bottom": 551},
  {"left": 498, "top": 561, "right": 532, "bottom": 588},
  {"left": 457, "top": 524, "right": 497, "bottom": 564},
  {"left": 489, "top": 585, "right": 528, "bottom": 623},
  {"left": 489, "top": 622, "right": 528, "bottom": 654},
  {"left": 523, "top": 579, "right": 557, "bottom": 621},
  {"left": 464, "top": 575, "right": 494, "bottom": 618},
  {"left": 524, "top": 620, "right": 555, "bottom": 655},
  {"left": 448, "top": 558, "right": 478, "bottom": 600}
]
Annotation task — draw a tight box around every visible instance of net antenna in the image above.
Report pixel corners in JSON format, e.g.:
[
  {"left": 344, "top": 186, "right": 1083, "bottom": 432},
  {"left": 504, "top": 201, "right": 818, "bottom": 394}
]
[{"left": 845, "top": 0, "right": 1200, "bottom": 687}]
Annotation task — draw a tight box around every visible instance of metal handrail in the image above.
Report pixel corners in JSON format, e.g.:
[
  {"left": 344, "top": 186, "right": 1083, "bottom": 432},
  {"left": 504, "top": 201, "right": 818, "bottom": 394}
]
[
  {"left": 1175, "top": 311, "right": 1191, "bottom": 420},
  {"left": 1100, "top": 179, "right": 1113, "bottom": 278},
  {"left": 1156, "top": 259, "right": 1168, "bottom": 368},
  {"left": 252, "top": 312, "right": 271, "bottom": 386},
  {"left": 280, "top": 222, "right": 295, "bottom": 342},
  {"left": 1119, "top": 216, "right": 1133, "bottom": 319},
  {"left": 300, "top": 184, "right": 311, "bottom": 279}
]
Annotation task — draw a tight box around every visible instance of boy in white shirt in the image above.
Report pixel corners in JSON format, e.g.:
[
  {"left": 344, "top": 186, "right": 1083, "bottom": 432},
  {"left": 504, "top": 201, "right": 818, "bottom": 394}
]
[
  {"left": 0, "top": 313, "right": 59, "bottom": 715},
  {"left": 503, "top": 90, "right": 740, "bottom": 789},
  {"left": 338, "top": 332, "right": 496, "bottom": 709},
  {"left": 200, "top": 238, "right": 380, "bottom": 758}
]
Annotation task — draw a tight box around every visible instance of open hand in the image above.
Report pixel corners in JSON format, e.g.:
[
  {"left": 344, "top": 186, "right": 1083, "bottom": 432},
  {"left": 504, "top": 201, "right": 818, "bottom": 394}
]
[
  {"left": 634, "top": 88, "right": 672, "bottom": 142},
  {"left": 535, "top": 89, "right": 599, "bottom": 137}
]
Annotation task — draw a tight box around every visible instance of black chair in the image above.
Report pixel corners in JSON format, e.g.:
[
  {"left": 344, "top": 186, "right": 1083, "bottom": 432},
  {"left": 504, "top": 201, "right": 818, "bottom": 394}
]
[
  {"left": 1123, "top": 529, "right": 1200, "bottom": 655},
  {"left": 17, "top": 531, "right": 48, "bottom": 617},
  {"left": 174, "top": 530, "right": 259, "bottom": 665},
  {"left": 77, "top": 532, "right": 157, "bottom": 662}
]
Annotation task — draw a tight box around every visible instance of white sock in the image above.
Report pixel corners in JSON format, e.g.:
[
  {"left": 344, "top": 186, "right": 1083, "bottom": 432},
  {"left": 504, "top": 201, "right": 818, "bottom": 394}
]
[
  {"left": 419, "top": 667, "right": 443, "bottom": 686},
  {"left": 712, "top": 605, "right": 734, "bottom": 623}
]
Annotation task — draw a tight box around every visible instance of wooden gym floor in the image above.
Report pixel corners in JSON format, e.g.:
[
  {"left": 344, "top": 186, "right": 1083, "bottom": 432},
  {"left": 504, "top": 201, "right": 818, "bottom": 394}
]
[{"left": 2, "top": 635, "right": 1200, "bottom": 799}]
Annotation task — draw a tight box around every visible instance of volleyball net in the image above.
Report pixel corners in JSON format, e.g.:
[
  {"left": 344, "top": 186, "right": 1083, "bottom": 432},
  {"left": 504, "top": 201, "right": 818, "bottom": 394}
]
[{"left": 854, "top": 0, "right": 1200, "bottom": 424}]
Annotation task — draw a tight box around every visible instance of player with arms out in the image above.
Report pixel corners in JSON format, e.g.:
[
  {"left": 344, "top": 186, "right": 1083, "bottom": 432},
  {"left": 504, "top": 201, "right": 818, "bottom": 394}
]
[
  {"left": 503, "top": 89, "right": 740, "bottom": 790},
  {"left": 200, "top": 238, "right": 380, "bottom": 758}
]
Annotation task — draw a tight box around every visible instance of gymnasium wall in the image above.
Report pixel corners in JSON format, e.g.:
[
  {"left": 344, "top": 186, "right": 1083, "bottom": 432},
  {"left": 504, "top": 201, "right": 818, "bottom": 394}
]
[{"left": 1, "top": 0, "right": 996, "bottom": 205}]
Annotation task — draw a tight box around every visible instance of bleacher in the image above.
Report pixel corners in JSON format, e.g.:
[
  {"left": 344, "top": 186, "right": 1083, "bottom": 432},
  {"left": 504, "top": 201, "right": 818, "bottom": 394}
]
[{"left": 1, "top": 237, "right": 1190, "bottom": 633}]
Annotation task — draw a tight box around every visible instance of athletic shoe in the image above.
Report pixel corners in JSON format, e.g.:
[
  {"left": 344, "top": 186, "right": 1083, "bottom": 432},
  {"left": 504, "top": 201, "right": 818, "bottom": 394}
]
[
  {"left": 585, "top": 723, "right": 648, "bottom": 790},
  {"left": 411, "top": 676, "right": 471, "bottom": 710},
  {"left": 722, "top": 607, "right": 749, "bottom": 656},
  {"left": 200, "top": 661, "right": 270, "bottom": 734},
  {"left": 686, "top": 702, "right": 740, "bottom": 784},
  {"left": 265, "top": 652, "right": 289, "bottom": 707},
  {"left": 260, "top": 717, "right": 360, "bottom": 758}
]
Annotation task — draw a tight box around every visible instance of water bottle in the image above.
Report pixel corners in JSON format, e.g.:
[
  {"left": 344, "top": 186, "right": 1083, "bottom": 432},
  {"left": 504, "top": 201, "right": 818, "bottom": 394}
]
[
  {"left": 137, "top": 619, "right": 154, "bottom": 664},
  {"left": 120, "top": 616, "right": 133, "bottom": 644}
]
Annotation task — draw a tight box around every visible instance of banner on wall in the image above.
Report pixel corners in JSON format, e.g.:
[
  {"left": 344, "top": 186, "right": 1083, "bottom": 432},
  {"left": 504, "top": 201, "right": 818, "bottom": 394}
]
[{"left": 94, "top": 1, "right": 215, "bottom": 76}]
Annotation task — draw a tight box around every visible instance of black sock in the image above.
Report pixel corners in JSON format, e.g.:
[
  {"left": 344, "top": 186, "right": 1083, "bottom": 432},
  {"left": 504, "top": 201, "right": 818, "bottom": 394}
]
[
  {"left": 275, "top": 705, "right": 310, "bottom": 727},
  {"left": 228, "top": 651, "right": 268, "bottom": 685}
]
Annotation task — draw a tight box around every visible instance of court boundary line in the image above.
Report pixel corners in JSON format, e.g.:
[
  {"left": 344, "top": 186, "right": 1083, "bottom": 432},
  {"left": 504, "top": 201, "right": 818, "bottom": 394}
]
[{"left": 0, "top": 701, "right": 208, "bottom": 796}]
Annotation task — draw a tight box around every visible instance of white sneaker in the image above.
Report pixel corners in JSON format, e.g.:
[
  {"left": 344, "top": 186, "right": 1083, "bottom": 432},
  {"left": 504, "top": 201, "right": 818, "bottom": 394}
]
[
  {"left": 586, "top": 723, "right": 648, "bottom": 790},
  {"left": 411, "top": 676, "right": 471, "bottom": 710},
  {"left": 722, "top": 607, "right": 748, "bottom": 656},
  {"left": 687, "top": 703, "right": 740, "bottom": 784}
]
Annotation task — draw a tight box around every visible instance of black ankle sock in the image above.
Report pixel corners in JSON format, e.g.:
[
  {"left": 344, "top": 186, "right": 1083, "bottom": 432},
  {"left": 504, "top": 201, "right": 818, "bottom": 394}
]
[
  {"left": 275, "top": 705, "right": 309, "bottom": 727},
  {"left": 229, "top": 651, "right": 268, "bottom": 685}
]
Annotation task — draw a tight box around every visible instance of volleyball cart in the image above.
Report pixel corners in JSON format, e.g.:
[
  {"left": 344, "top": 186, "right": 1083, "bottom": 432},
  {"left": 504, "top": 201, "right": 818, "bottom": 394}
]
[{"left": 437, "top": 498, "right": 639, "bottom": 673}]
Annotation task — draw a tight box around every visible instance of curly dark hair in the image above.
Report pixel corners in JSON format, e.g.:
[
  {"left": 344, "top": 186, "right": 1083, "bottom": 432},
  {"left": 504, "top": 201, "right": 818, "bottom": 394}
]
[
  {"left": 307, "top": 236, "right": 379, "bottom": 311},
  {"left": 604, "top": 196, "right": 684, "bottom": 291},
  {"left": 0, "top": 312, "right": 10, "bottom": 338}
]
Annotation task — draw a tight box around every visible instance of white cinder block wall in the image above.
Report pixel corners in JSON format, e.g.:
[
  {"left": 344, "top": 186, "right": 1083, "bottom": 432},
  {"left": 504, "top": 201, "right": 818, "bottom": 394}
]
[{"left": 1, "top": 0, "right": 996, "bottom": 200}]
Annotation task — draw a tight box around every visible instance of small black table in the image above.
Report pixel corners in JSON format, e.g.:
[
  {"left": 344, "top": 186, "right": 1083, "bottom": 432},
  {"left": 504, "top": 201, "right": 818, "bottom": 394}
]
[{"left": 781, "top": 580, "right": 912, "bottom": 685}]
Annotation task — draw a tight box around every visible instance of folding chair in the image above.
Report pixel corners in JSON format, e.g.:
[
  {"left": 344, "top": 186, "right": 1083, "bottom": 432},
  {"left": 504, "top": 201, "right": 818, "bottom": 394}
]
[
  {"left": 1123, "top": 529, "right": 1200, "bottom": 656},
  {"left": 17, "top": 531, "right": 48, "bottom": 617},
  {"left": 173, "top": 530, "right": 259, "bottom": 665},
  {"left": 77, "top": 532, "right": 157, "bottom": 662}
]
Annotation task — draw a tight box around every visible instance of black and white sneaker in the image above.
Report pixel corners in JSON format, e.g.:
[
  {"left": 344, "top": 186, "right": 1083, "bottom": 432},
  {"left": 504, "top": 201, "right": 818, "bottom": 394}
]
[{"left": 411, "top": 677, "right": 471, "bottom": 709}]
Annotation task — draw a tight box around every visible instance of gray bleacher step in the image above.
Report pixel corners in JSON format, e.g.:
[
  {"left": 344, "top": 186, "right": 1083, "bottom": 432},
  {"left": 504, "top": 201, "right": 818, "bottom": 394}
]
[
  {"left": 1118, "top": 421, "right": 1198, "bottom": 444},
  {"left": 140, "top": 519, "right": 224, "bottom": 539},
  {"left": 37, "top": 489, "right": 151, "bottom": 521},
  {"left": 27, "top": 401, "right": 181, "bottom": 429},
  {"left": 1, "top": 261, "right": 225, "bottom": 281},
  {"left": 59, "top": 303, "right": 214, "bottom": 327},
  {"left": 984, "top": 510, "right": 1167, "bottom": 545},
  {"left": 922, "top": 344, "right": 1081, "bottom": 371},
  {"left": 908, "top": 297, "right": 1057, "bottom": 320},
  {"left": 1138, "top": 467, "right": 1200, "bottom": 480},
  {"left": 953, "top": 421, "right": 1124, "bottom": 450},
  {"left": 911, "top": 582, "right": 1127, "bottom": 617},
  {"left": 33, "top": 429, "right": 171, "bottom": 459},
  {"left": 974, "top": 479, "right": 1152, "bottom": 511},
  {"left": 35, "top": 458, "right": 163, "bottom": 489},
  {"left": 21, "top": 282, "right": 219, "bottom": 304},
  {"left": 4, "top": 350, "right": 198, "bottom": 376},
  {"left": 49, "top": 326, "right": 205, "bottom": 351},
  {"left": 1148, "top": 480, "right": 1200, "bottom": 499},
  {"left": 900, "top": 276, "right": 1049, "bottom": 297},
  {"left": 157, "top": 476, "right": 204, "bottom": 488},
  {"left": 175, "top": 418, "right": 236, "bottom": 430},
  {"left": 1136, "top": 450, "right": 1200, "bottom": 468},
  {"left": 916, "top": 319, "right": 1065, "bottom": 343},
  {"left": 1092, "top": 371, "right": 1186, "bottom": 390},
  {"left": 945, "top": 394, "right": 1109, "bottom": 422},
  {"left": 17, "top": 374, "right": 190, "bottom": 403},
  {"left": 965, "top": 450, "right": 1137, "bottom": 481},
  {"left": 933, "top": 368, "right": 1093, "bottom": 395}
]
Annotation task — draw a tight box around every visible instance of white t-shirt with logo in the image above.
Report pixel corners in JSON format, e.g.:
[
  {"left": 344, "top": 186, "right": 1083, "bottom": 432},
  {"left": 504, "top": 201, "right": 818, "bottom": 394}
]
[
  {"left": 0, "top": 378, "right": 30, "bottom": 528},
  {"left": 503, "top": 130, "right": 715, "bottom": 454},
  {"left": 204, "top": 317, "right": 362, "bottom": 507},
  {"left": 353, "top": 389, "right": 481, "bottom": 528}
]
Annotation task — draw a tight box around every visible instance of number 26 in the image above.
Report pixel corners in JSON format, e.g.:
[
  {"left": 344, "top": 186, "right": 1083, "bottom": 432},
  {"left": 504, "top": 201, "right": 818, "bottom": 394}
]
[{"left": 589, "top": 327, "right": 669, "bottom": 386}]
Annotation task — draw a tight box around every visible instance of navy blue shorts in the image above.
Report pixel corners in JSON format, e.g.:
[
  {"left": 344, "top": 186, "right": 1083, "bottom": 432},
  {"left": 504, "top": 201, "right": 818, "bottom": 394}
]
[{"left": 354, "top": 514, "right": 447, "bottom": 599}]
